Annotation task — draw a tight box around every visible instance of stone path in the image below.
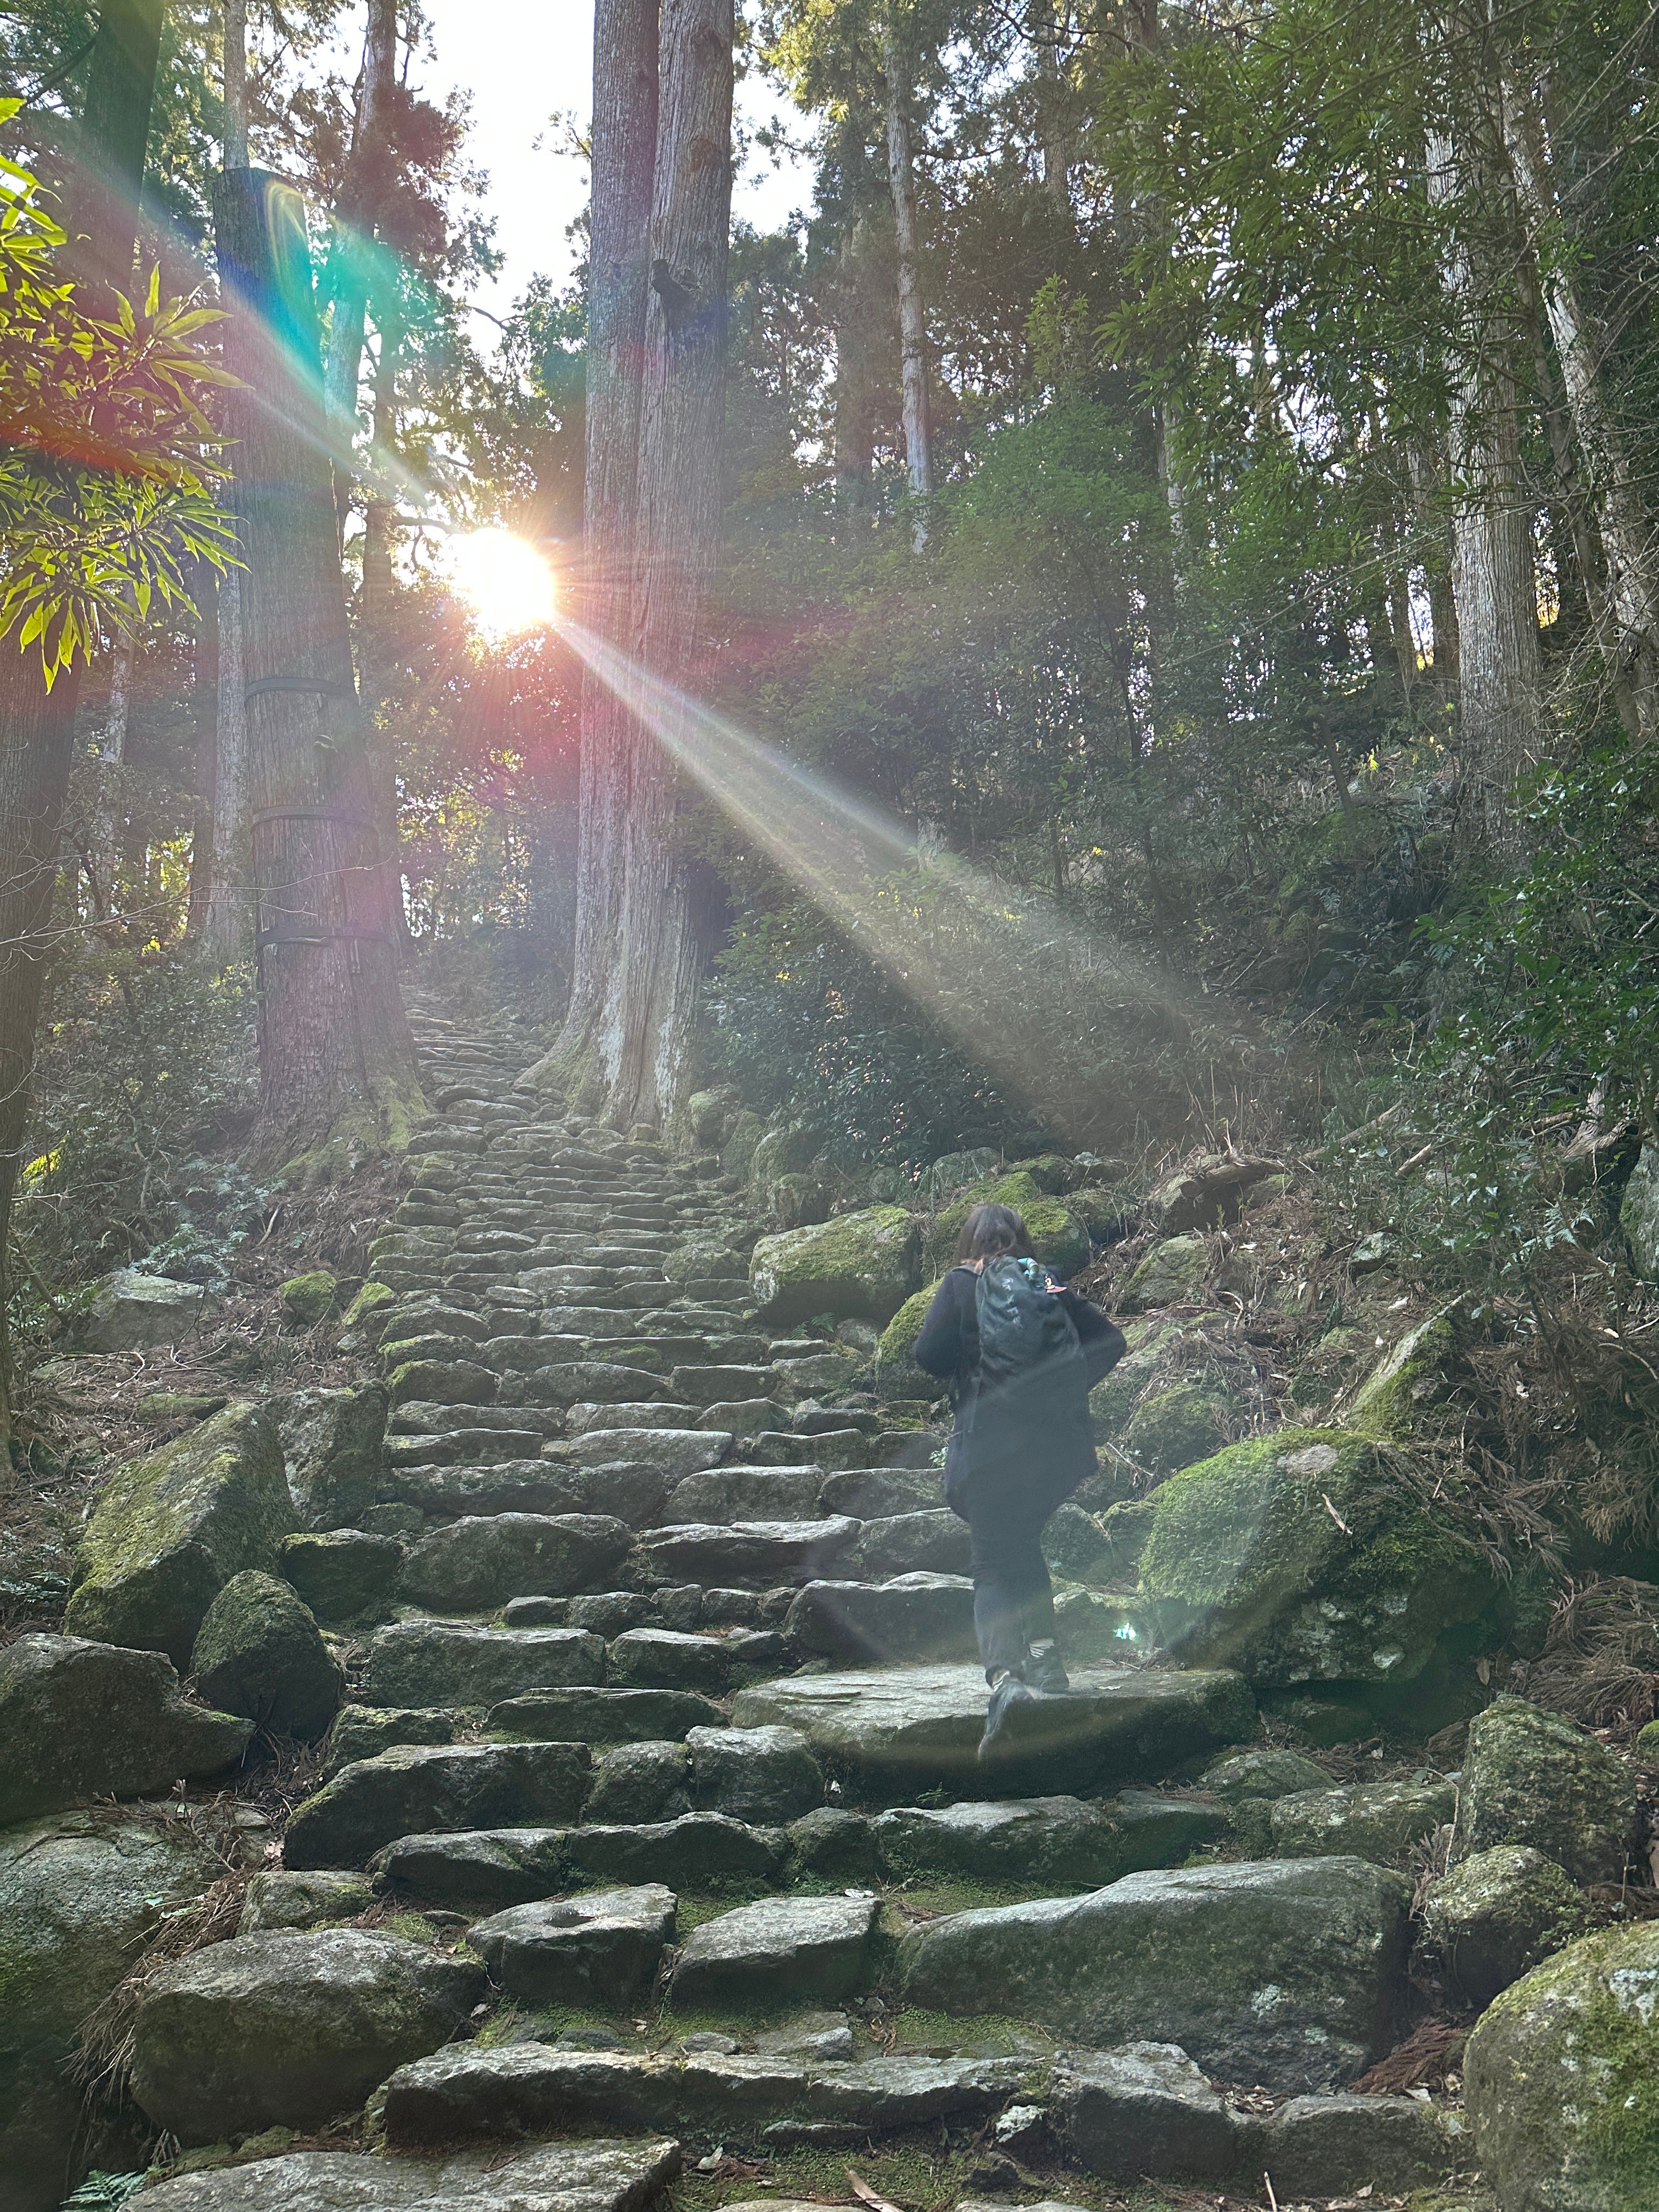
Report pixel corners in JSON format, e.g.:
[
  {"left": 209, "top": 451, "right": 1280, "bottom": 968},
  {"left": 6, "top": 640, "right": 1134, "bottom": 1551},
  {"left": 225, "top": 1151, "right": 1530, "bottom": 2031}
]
[{"left": 120, "top": 1001, "right": 1460, "bottom": 2200}]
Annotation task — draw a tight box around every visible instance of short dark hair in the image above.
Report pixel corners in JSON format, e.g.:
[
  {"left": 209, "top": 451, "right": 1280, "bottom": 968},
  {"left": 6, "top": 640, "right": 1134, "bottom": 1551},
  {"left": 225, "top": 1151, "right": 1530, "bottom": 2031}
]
[{"left": 955, "top": 1201, "right": 1034, "bottom": 1265}]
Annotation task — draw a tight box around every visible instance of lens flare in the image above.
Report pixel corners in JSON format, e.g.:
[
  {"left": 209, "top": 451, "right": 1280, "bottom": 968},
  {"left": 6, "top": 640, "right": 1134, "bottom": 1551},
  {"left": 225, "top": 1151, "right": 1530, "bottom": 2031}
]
[{"left": 444, "top": 528, "right": 556, "bottom": 637}]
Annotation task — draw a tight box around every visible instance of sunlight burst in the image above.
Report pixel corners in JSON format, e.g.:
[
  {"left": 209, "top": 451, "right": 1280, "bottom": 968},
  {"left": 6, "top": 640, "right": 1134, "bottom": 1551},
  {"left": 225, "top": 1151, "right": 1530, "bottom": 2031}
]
[{"left": 444, "top": 528, "right": 556, "bottom": 637}]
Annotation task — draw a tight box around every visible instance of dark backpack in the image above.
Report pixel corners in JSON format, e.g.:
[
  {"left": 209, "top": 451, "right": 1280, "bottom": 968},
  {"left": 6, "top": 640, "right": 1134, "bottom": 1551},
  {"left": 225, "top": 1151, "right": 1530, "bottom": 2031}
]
[{"left": 972, "top": 1255, "right": 1085, "bottom": 1407}]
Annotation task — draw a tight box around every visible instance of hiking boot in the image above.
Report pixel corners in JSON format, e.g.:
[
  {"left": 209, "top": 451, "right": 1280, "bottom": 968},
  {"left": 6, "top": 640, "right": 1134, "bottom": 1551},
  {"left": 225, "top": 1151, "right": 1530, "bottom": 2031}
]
[
  {"left": 1022, "top": 1643, "right": 1070, "bottom": 1694},
  {"left": 978, "top": 1671, "right": 1036, "bottom": 1762}
]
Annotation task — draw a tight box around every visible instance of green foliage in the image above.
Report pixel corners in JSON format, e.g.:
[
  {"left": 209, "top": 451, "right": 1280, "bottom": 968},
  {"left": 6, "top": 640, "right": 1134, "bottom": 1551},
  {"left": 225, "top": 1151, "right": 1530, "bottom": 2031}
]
[{"left": 60, "top": 2176, "right": 148, "bottom": 2211}]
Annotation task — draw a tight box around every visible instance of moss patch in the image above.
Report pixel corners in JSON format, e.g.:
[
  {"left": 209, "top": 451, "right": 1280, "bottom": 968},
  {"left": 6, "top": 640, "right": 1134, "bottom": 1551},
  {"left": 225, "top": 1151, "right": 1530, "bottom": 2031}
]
[
  {"left": 925, "top": 1171, "right": 1089, "bottom": 1277},
  {"left": 873, "top": 1280, "right": 947, "bottom": 1401}
]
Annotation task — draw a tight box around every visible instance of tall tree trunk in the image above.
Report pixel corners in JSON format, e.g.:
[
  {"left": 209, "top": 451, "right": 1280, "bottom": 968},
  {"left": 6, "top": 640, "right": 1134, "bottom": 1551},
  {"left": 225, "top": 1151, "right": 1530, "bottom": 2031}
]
[
  {"left": 594, "top": 0, "right": 735, "bottom": 1132},
  {"left": 186, "top": 562, "right": 220, "bottom": 936},
  {"left": 325, "top": 0, "right": 398, "bottom": 538},
  {"left": 360, "top": 313, "right": 411, "bottom": 953},
  {"left": 213, "top": 167, "right": 420, "bottom": 1161},
  {"left": 881, "top": 9, "right": 933, "bottom": 546},
  {"left": 1499, "top": 64, "right": 1659, "bottom": 728},
  {"left": 0, "top": 0, "right": 167, "bottom": 1440},
  {"left": 1031, "top": 0, "right": 1071, "bottom": 214},
  {"left": 1426, "top": 90, "right": 1543, "bottom": 861},
  {"left": 91, "top": 632, "right": 135, "bottom": 913},
  {"left": 522, "top": 0, "right": 661, "bottom": 1104},
  {"left": 832, "top": 204, "right": 881, "bottom": 514},
  {"left": 222, "top": 0, "right": 248, "bottom": 166}
]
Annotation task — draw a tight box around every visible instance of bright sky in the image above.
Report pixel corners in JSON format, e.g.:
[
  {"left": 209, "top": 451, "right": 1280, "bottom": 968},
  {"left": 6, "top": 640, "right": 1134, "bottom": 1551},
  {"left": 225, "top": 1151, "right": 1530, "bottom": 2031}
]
[{"left": 413, "top": 0, "right": 815, "bottom": 324}]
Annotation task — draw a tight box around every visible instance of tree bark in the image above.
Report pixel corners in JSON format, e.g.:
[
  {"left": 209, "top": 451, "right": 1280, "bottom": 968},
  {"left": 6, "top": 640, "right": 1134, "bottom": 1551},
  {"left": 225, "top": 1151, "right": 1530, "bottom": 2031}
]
[
  {"left": 90, "top": 631, "right": 134, "bottom": 913},
  {"left": 75, "top": 0, "right": 166, "bottom": 293},
  {"left": 593, "top": 0, "right": 735, "bottom": 1132},
  {"left": 881, "top": 9, "right": 933, "bottom": 545},
  {"left": 832, "top": 204, "right": 882, "bottom": 513},
  {"left": 1425, "top": 91, "right": 1543, "bottom": 861},
  {"left": 1499, "top": 64, "right": 1659, "bottom": 729},
  {"left": 222, "top": 0, "right": 248, "bottom": 167},
  {"left": 522, "top": 0, "right": 660, "bottom": 1104},
  {"left": 213, "top": 166, "right": 419, "bottom": 1162},
  {"left": 324, "top": 0, "right": 398, "bottom": 538},
  {"left": 186, "top": 562, "right": 221, "bottom": 936},
  {"left": 1031, "top": 0, "right": 1072, "bottom": 215}
]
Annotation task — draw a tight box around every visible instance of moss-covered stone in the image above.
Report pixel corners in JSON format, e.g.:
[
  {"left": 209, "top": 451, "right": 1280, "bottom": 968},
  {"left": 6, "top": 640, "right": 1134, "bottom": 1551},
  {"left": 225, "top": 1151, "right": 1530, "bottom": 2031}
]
[
  {"left": 1122, "top": 1383, "right": 1227, "bottom": 1476},
  {"left": 1007, "top": 1152, "right": 1079, "bottom": 1194},
  {"left": 1288, "top": 1325, "right": 1367, "bottom": 1409},
  {"left": 140, "top": 1390, "right": 228, "bottom": 1423},
  {"left": 1465, "top": 1921, "right": 1659, "bottom": 2209},
  {"left": 278, "top": 1269, "right": 340, "bottom": 1327},
  {"left": 1086, "top": 1319, "right": 1172, "bottom": 1441},
  {"left": 1344, "top": 1307, "right": 1458, "bottom": 1438},
  {"left": 924, "top": 1171, "right": 1090, "bottom": 1277},
  {"left": 190, "top": 1571, "right": 345, "bottom": 1740},
  {"left": 0, "top": 1808, "right": 219, "bottom": 2209},
  {"left": 0, "top": 1634, "right": 252, "bottom": 1825},
  {"left": 1138, "top": 1427, "right": 1499, "bottom": 1689},
  {"left": 1423, "top": 1845, "right": 1592, "bottom": 2007},
  {"left": 80, "top": 1266, "right": 203, "bottom": 1352},
  {"left": 721, "top": 1109, "right": 766, "bottom": 1181},
  {"left": 1118, "top": 1233, "right": 1208, "bottom": 1312},
  {"left": 337, "top": 1280, "right": 397, "bottom": 1341},
  {"left": 1456, "top": 1696, "right": 1634, "bottom": 1883},
  {"left": 1269, "top": 1776, "right": 1456, "bottom": 1865},
  {"left": 279, "top": 1528, "right": 404, "bottom": 1623},
  {"left": 750, "top": 1206, "right": 922, "bottom": 1325},
  {"left": 275, "top": 1384, "right": 388, "bottom": 1531},
  {"left": 1621, "top": 1143, "right": 1659, "bottom": 1280},
  {"left": 1067, "top": 1184, "right": 1125, "bottom": 1240},
  {"left": 1199, "top": 1746, "right": 1330, "bottom": 1801},
  {"left": 748, "top": 1120, "right": 822, "bottom": 1200},
  {"left": 874, "top": 1280, "right": 947, "bottom": 1401},
  {"left": 65, "top": 1402, "right": 294, "bottom": 1666}
]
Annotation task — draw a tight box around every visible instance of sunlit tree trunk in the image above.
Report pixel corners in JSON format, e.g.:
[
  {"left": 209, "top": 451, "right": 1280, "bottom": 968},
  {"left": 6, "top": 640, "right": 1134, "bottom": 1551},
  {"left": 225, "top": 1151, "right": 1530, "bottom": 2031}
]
[
  {"left": 324, "top": 0, "right": 398, "bottom": 539},
  {"left": 595, "top": 0, "right": 735, "bottom": 1131},
  {"left": 1031, "top": 0, "right": 1072, "bottom": 214},
  {"left": 213, "top": 167, "right": 420, "bottom": 1161},
  {"left": 360, "top": 313, "right": 412, "bottom": 952},
  {"left": 186, "top": 562, "right": 219, "bottom": 936},
  {"left": 222, "top": 0, "right": 248, "bottom": 166},
  {"left": 881, "top": 8, "right": 933, "bottom": 546},
  {"left": 90, "top": 632, "right": 134, "bottom": 915},
  {"left": 204, "top": 0, "right": 251, "bottom": 944},
  {"left": 523, "top": 0, "right": 660, "bottom": 1105},
  {"left": 1499, "top": 64, "right": 1659, "bottom": 730},
  {"left": 832, "top": 202, "right": 882, "bottom": 514},
  {"left": 1425, "top": 82, "right": 1543, "bottom": 861}
]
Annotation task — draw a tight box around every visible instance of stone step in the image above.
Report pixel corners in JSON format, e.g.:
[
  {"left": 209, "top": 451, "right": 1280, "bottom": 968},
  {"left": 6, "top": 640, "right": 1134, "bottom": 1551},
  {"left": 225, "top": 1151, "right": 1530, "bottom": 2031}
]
[
  {"left": 487, "top": 1684, "right": 725, "bottom": 1742},
  {"left": 639, "top": 1517, "right": 861, "bottom": 1589},
  {"left": 732, "top": 1660, "right": 1255, "bottom": 1804}
]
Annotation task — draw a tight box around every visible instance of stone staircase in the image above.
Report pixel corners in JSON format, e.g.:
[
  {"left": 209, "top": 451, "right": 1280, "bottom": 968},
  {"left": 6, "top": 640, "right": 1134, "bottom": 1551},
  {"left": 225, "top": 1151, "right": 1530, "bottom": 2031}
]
[{"left": 131, "top": 1002, "right": 1463, "bottom": 2205}]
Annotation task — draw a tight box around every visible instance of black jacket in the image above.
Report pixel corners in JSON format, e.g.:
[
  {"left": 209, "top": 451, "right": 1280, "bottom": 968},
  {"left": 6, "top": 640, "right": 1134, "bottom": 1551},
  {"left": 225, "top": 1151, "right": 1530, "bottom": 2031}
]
[{"left": 913, "top": 1264, "right": 1125, "bottom": 1511}]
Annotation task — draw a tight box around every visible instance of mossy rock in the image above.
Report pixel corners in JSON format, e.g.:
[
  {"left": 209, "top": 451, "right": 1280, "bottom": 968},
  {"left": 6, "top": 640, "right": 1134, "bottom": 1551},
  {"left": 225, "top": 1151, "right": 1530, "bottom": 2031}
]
[
  {"left": 1006, "top": 1152, "right": 1079, "bottom": 1194},
  {"left": 1067, "top": 1184, "right": 1126, "bottom": 1240},
  {"left": 1465, "top": 1920, "right": 1659, "bottom": 2208},
  {"left": 750, "top": 1206, "right": 922, "bottom": 1326},
  {"left": 190, "top": 1570, "right": 345, "bottom": 1741},
  {"left": 1138, "top": 1427, "right": 1500, "bottom": 1690},
  {"left": 721, "top": 1110, "right": 766, "bottom": 1180},
  {"left": 1118, "top": 1232, "right": 1207, "bottom": 1312},
  {"left": 1087, "top": 1319, "right": 1173, "bottom": 1442},
  {"left": 338, "top": 1281, "right": 397, "bottom": 1342},
  {"left": 1621, "top": 1142, "right": 1659, "bottom": 1279},
  {"left": 925, "top": 1170, "right": 1089, "bottom": 1278},
  {"left": 1422, "top": 1845, "right": 1592, "bottom": 2008},
  {"left": 1456, "top": 1696, "right": 1634, "bottom": 1884},
  {"left": 65, "top": 1402, "right": 295, "bottom": 1668},
  {"left": 1288, "top": 1326, "right": 1367, "bottom": 1410},
  {"left": 140, "top": 1391, "right": 228, "bottom": 1423},
  {"left": 874, "top": 1281, "right": 948, "bottom": 1402},
  {"left": 1122, "top": 1383, "right": 1227, "bottom": 1477},
  {"left": 748, "top": 1120, "right": 823, "bottom": 1200},
  {"left": 1343, "top": 1306, "right": 1458, "bottom": 1438},
  {"left": 278, "top": 1271, "right": 340, "bottom": 1327}
]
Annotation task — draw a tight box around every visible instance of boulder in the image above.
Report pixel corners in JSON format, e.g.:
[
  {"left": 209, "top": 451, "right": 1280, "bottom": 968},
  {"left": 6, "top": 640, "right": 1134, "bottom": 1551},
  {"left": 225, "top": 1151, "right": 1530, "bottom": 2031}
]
[
  {"left": 749, "top": 1207, "right": 922, "bottom": 1326},
  {"left": 400, "top": 1512, "right": 633, "bottom": 1611},
  {"left": 136, "top": 2135, "right": 682, "bottom": 2212},
  {"left": 1422, "top": 1845, "right": 1592, "bottom": 2008},
  {"left": 874, "top": 1283, "right": 948, "bottom": 1401},
  {"left": 900, "top": 1856, "right": 1409, "bottom": 2093},
  {"left": 874, "top": 1796, "right": 1121, "bottom": 1889},
  {"left": 1199, "top": 1746, "right": 1331, "bottom": 1802},
  {"left": 732, "top": 1661, "right": 1253, "bottom": 1803},
  {"left": 1345, "top": 1307, "right": 1458, "bottom": 1438},
  {"left": 687, "top": 1724, "right": 823, "bottom": 1823},
  {"left": 1087, "top": 1318, "right": 1173, "bottom": 1441},
  {"left": 325, "top": 1706, "right": 460, "bottom": 1773},
  {"left": 81, "top": 1266, "right": 202, "bottom": 1351},
  {"left": 926, "top": 1172, "right": 1089, "bottom": 1278},
  {"left": 1261, "top": 2092, "right": 1454, "bottom": 2196},
  {"left": 1456, "top": 1697, "right": 1634, "bottom": 1883},
  {"left": 1621, "top": 1142, "right": 1659, "bottom": 1279},
  {"left": 283, "top": 1741, "right": 590, "bottom": 1868},
  {"left": 190, "top": 1571, "right": 345, "bottom": 1740},
  {"left": 1050, "top": 2042, "right": 1237, "bottom": 2182},
  {"left": 279, "top": 1269, "right": 340, "bottom": 1326},
  {"left": 669, "top": 1893, "right": 881, "bottom": 2010},
  {"left": 0, "top": 1808, "right": 219, "bottom": 2210},
  {"left": 784, "top": 1574, "right": 977, "bottom": 1665},
  {"left": 1118, "top": 1233, "right": 1207, "bottom": 1312},
  {"left": 238, "top": 1869, "right": 374, "bottom": 1932},
  {"left": 586, "top": 1740, "right": 692, "bottom": 1825},
  {"left": 275, "top": 1386, "right": 388, "bottom": 1530},
  {"left": 363, "top": 1622, "right": 605, "bottom": 1707},
  {"left": 278, "top": 1527, "right": 403, "bottom": 1621},
  {"left": 0, "top": 1633, "right": 251, "bottom": 1824},
  {"left": 1122, "top": 1384, "right": 1227, "bottom": 1477},
  {"left": 1269, "top": 1776, "right": 1457, "bottom": 1865},
  {"left": 1465, "top": 1921, "right": 1659, "bottom": 2211},
  {"left": 130, "top": 1928, "right": 485, "bottom": 2140},
  {"left": 848, "top": 1508, "right": 971, "bottom": 1578},
  {"left": 1138, "top": 1428, "right": 1499, "bottom": 1690},
  {"left": 66, "top": 1401, "right": 295, "bottom": 1665},
  {"left": 469, "top": 1884, "right": 676, "bottom": 2006}
]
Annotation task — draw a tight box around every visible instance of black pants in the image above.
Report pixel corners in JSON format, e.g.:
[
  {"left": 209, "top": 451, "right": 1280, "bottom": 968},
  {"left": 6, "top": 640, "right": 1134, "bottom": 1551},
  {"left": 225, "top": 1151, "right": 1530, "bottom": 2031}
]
[{"left": 966, "top": 1484, "right": 1060, "bottom": 1681}]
